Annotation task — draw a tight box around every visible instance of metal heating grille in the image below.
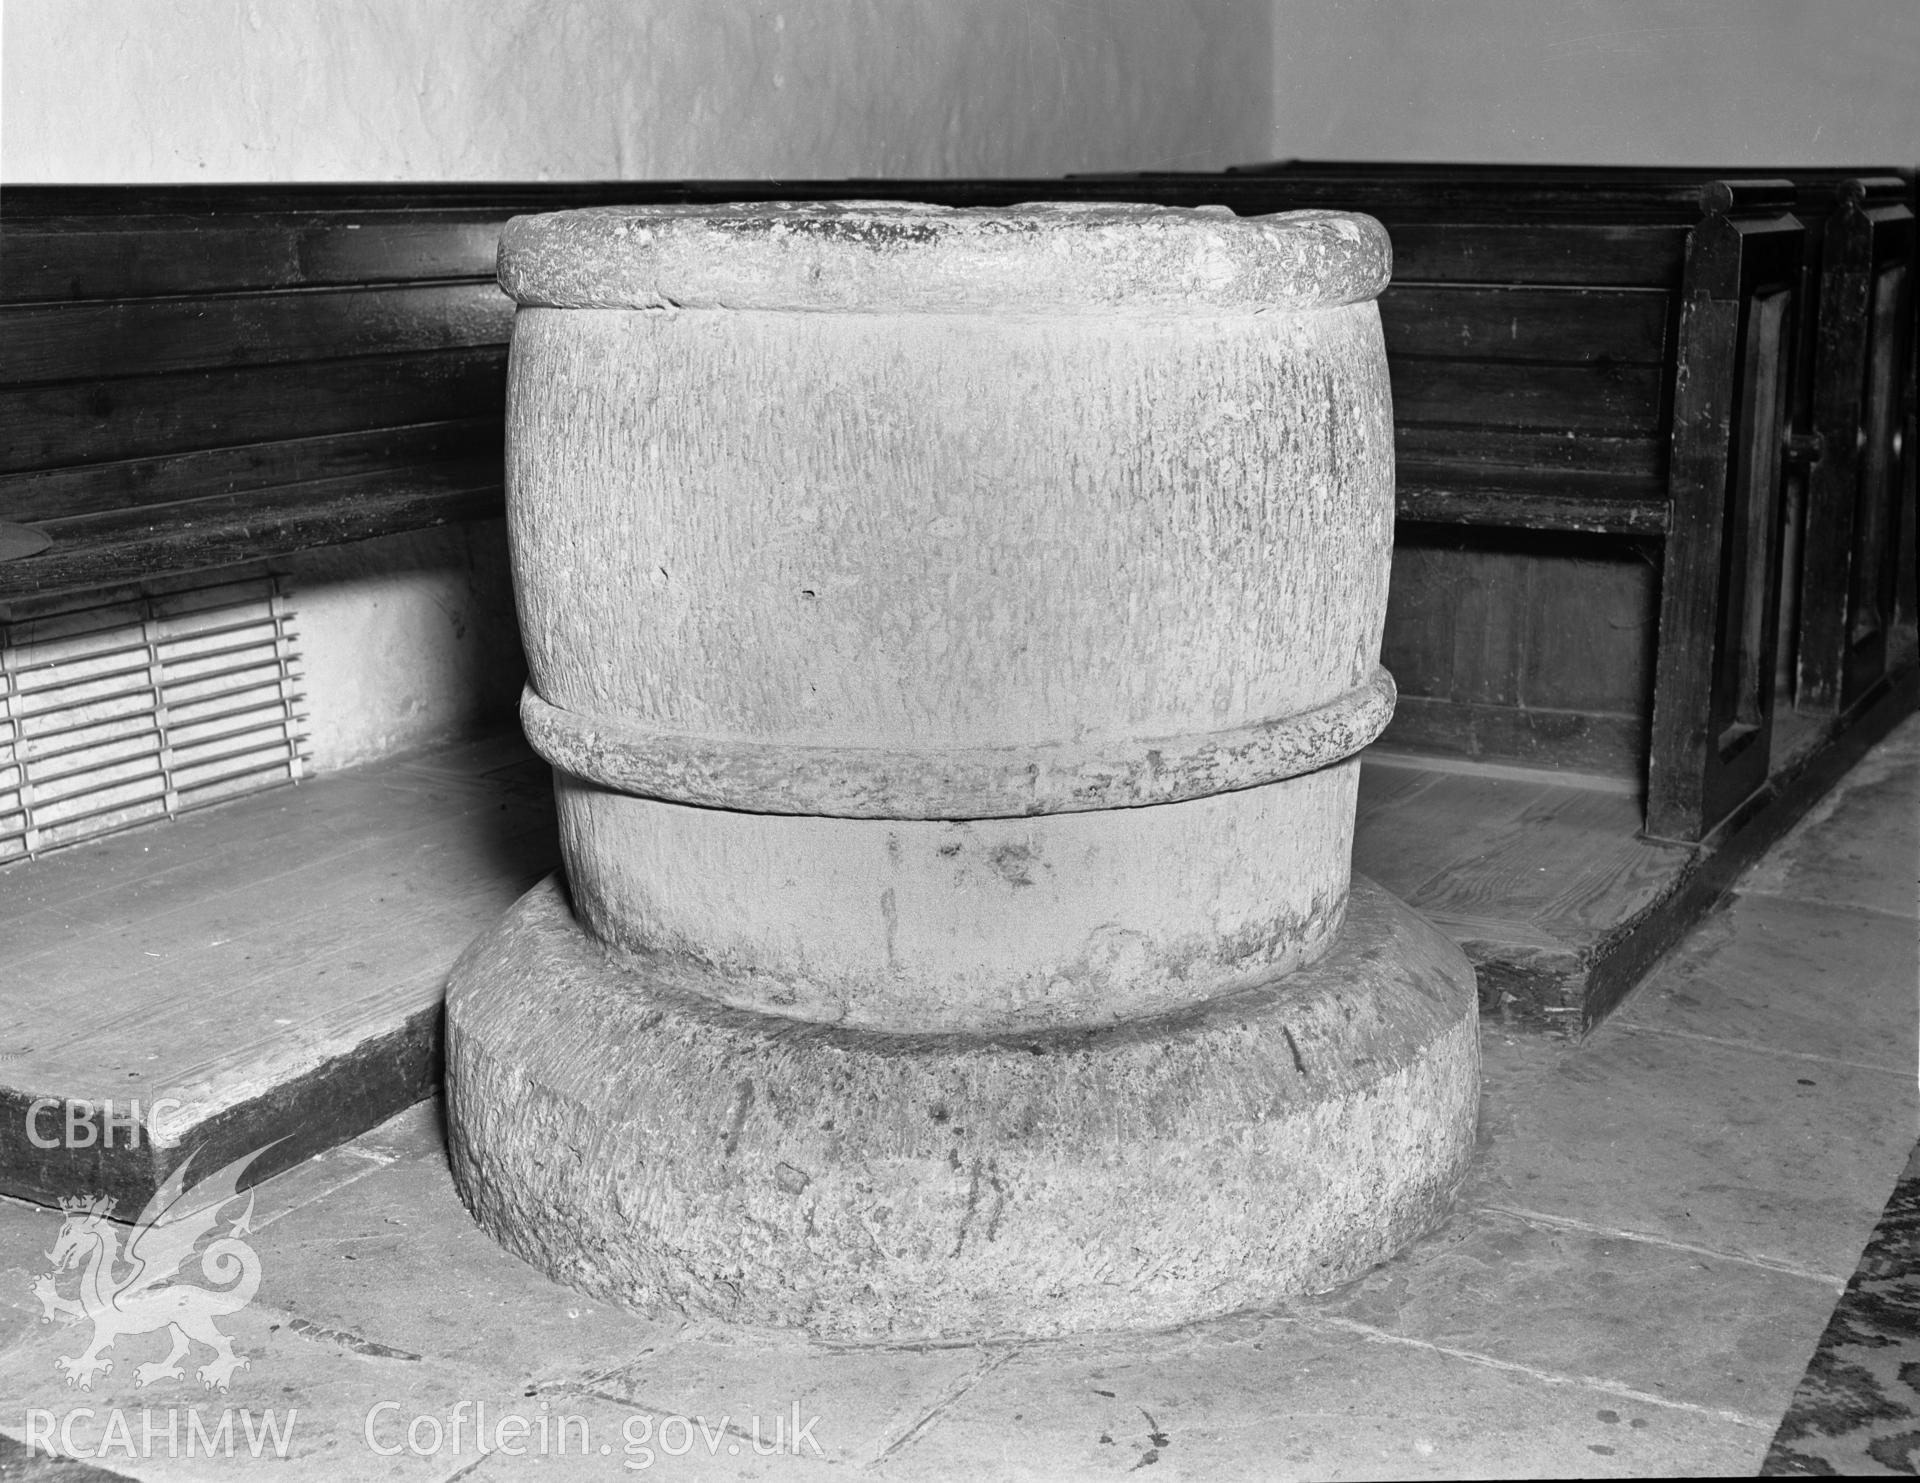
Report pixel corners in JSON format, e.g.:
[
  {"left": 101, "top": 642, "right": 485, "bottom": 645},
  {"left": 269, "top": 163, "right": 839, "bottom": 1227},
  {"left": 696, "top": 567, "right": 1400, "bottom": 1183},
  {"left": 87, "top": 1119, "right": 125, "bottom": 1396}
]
[{"left": 0, "top": 575, "right": 308, "bottom": 862}]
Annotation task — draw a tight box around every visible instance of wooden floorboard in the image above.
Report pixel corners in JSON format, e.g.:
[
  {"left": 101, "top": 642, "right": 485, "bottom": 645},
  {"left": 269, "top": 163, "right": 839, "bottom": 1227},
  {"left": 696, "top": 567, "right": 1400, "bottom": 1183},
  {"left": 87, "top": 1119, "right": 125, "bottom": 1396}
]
[
  {"left": 10, "top": 799, "right": 551, "bottom": 990},
  {"left": 1356, "top": 665, "right": 1920, "bottom": 1027},
  {"left": 0, "top": 742, "right": 558, "bottom": 1207}
]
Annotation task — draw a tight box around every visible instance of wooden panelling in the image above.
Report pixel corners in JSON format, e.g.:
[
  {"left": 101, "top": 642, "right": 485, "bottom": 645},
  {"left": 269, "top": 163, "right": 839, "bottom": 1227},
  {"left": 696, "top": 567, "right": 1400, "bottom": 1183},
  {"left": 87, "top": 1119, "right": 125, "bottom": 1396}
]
[
  {"left": 1212, "top": 171, "right": 1727, "bottom": 217},
  {"left": 0, "top": 213, "right": 510, "bottom": 303},
  {"left": 1647, "top": 212, "right": 1804, "bottom": 840},
  {"left": 0, "top": 347, "right": 507, "bottom": 473},
  {"left": 0, "top": 419, "right": 503, "bottom": 525},
  {"left": 1796, "top": 185, "right": 1916, "bottom": 711},
  {"left": 1380, "top": 533, "right": 1658, "bottom": 778},
  {"left": 1383, "top": 223, "right": 1688, "bottom": 287},
  {"left": 1381, "top": 286, "right": 1670, "bottom": 364},
  {"left": 1389, "top": 357, "right": 1665, "bottom": 432},
  {"left": 1395, "top": 425, "right": 1666, "bottom": 479},
  {"left": 0, "top": 281, "right": 513, "bottom": 385},
  {"left": 0, "top": 461, "right": 504, "bottom": 603},
  {"left": 1394, "top": 480, "right": 1667, "bottom": 535},
  {"left": 1518, "top": 553, "right": 1661, "bottom": 716}
]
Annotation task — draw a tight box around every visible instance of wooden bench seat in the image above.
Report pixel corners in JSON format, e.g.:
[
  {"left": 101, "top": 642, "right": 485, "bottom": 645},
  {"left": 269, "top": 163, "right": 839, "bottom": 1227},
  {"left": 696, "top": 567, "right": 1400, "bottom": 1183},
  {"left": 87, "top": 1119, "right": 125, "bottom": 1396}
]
[
  {"left": 0, "top": 175, "right": 1754, "bottom": 560},
  {"left": 0, "top": 185, "right": 697, "bottom": 604},
  {"left": 10, "top": 456, "right": 503, "bottom": 599}
]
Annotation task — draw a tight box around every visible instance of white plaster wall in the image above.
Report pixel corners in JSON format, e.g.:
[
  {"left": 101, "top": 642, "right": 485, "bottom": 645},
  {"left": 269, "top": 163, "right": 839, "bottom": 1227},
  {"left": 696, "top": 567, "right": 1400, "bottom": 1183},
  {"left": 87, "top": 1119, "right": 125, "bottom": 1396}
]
[
  {"left": 2, "top": 0, "right": 1273, "bottom": 771},
  {"left": 3, "top": 0, "right": 1273, "bottom": 182},
  {"left": 1271, "top": 0, "right": 1919, "bottom": 166},
  {"left": 281, "top": 525, "right": 525, "bottom": 773}
]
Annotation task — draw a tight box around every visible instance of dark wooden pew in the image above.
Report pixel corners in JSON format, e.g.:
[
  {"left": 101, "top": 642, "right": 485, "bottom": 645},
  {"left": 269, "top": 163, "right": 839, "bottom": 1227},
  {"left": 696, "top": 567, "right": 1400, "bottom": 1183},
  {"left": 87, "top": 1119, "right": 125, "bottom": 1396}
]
[
  {"left": 2, "top": 186, "right": 622, "bottom": 603},
  {"left": 1186, "top": 163, "right": 1915, "bottom": 841},
  {"left": 1790, "top": 175, "right": 1915, "bottom": 717},
  {"left": 4, "top": 174, "right": 1910, "bottom": 852},
  {"left": 1232, "top": 161, "right": 1918, "bottom": 718}
]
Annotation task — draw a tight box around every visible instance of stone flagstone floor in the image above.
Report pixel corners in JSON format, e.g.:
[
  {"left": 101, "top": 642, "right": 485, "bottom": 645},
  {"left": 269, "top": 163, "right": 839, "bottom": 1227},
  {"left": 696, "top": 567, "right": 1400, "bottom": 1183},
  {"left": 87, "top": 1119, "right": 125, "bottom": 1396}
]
[{"left": 1, "top": 716, "right": 1913, "bottom": 1481}]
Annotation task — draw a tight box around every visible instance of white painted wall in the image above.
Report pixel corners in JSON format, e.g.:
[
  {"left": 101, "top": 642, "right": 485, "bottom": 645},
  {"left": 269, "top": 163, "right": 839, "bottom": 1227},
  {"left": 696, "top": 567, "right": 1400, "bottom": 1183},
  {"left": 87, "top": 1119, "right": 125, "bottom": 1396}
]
[
  {"left": 2, "top": 0, "right": 1274, "bottom": 770},
  {"left": 2, "top": 0, "right": 1272, "bottom": 183},
  {"left": 1271, "top": 0, "right": 1920, "bottom": 167},
  {"left": 282, "top": 527, "right": 526, "bottom": 774}
]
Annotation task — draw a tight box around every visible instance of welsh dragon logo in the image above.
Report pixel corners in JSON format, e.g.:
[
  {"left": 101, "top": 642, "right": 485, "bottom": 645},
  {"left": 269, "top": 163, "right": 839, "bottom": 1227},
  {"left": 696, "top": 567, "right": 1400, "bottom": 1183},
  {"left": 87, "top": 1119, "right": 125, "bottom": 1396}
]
[{"left": 32, "top": 1145, "right": 275, "bottom": 1391}]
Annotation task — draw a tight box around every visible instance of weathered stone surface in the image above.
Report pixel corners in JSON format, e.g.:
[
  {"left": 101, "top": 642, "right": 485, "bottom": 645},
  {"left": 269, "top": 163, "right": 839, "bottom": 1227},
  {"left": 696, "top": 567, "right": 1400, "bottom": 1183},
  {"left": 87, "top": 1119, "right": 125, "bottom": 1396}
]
[
  {"left": 520, "top": 664, "right": 1398, "bottom": 819},
  {"left": 557, "top": 764, "right": 1361, "bottom": 1033},
  {"left": 502, "top": 202, "right": 1398, "bottom": 1015},
  {"left": 505, "top": 285, "right": 1394, "bottom": 758},
  {"left": 447, "top": 198, "right": 1477, "bottom": 1338},
  {"left": 498, "top": 200, "right": 1393, "bottom": 314},
  {"left": 445, "top": 874, "right": 1479, "bottom": 1341}
]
